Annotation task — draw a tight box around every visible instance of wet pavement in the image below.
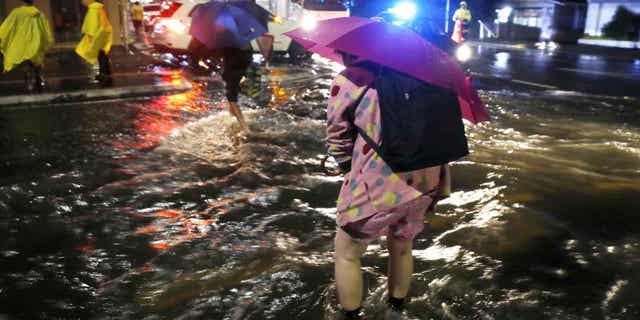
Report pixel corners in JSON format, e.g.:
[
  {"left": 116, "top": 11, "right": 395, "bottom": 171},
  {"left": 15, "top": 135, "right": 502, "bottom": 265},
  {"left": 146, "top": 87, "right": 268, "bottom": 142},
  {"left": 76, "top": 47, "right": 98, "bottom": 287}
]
[
  {"left": 469, "top": 43, "right": 640, "bottom": 97},
  {"left": 1, "top": 46, "right": 640, "bottom": 320},
  {"left": 0, "top": 47, "right": 172, "bottom": 98}
]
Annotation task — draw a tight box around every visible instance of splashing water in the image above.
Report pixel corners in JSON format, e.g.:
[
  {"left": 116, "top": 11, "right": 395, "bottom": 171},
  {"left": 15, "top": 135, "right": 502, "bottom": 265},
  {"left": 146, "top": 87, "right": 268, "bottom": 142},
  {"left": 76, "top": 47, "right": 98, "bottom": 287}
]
[{"left": 1, "top": 58, "right": 639, "bottom": 319}]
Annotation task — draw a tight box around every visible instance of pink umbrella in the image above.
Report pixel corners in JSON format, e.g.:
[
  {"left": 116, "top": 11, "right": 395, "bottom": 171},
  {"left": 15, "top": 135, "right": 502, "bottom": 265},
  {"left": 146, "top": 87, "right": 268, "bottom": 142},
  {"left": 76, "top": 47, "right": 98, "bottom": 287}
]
[{"left": 285, "top": 17, "right": 489, "bottom": 124}]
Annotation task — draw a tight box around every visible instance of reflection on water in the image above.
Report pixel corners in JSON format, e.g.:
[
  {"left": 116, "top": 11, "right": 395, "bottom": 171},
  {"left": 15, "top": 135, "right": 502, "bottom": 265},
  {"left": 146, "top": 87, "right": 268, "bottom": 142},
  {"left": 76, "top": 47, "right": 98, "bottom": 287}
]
[
  {"left": 493, "top": 52, "right": 511, "bottom": 70},
  {"left": 1, "top": 58, "right": 640, "bottom": 319}
]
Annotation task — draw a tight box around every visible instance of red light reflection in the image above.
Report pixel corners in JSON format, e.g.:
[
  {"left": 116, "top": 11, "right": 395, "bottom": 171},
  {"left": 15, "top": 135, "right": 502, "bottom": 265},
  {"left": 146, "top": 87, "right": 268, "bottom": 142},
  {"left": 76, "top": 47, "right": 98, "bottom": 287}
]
[{"left": 110, "top": 81, "right": 209, "bottom": 151}]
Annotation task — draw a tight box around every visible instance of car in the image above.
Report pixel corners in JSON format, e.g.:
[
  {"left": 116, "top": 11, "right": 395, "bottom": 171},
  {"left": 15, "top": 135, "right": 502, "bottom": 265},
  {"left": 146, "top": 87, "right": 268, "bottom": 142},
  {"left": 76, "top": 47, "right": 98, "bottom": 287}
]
[
  {"left": 142, "top": 2, "right": 162, "bottom": 31},
  {"left": 150, "top": 0, "right": 349, "bottom": 59}
]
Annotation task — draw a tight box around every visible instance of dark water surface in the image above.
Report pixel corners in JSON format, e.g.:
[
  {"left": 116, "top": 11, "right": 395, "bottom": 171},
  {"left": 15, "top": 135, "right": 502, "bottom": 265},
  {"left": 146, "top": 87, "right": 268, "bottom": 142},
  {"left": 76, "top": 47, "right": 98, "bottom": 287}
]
[{"left": 1, "top": 58, "right": 639, "bottom": 319}]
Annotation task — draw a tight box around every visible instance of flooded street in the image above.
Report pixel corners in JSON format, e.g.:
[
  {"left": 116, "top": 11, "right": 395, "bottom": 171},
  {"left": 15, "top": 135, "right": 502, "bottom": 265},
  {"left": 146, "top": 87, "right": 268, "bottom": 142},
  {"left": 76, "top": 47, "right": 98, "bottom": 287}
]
[{"left": 1, "top": 55, "right": 639, "bottom": 320}]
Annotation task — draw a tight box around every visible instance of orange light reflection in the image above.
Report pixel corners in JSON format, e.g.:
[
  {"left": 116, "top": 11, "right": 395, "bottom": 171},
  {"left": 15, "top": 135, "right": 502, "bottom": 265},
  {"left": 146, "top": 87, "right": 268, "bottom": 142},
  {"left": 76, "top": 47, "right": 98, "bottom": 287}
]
[{"left": 111, "top": 81, "right": 209, "bottom": 151}]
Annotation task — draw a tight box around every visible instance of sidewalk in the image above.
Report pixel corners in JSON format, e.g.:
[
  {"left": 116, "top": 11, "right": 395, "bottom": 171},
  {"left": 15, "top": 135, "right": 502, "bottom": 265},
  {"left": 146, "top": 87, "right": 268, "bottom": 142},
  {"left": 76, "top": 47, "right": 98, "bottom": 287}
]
[
  {"left": 0, "top": 44, "right": 191, "bottom": 108},
  {"left": 469, "top": 40, "right": 639, "bottom": 58}
]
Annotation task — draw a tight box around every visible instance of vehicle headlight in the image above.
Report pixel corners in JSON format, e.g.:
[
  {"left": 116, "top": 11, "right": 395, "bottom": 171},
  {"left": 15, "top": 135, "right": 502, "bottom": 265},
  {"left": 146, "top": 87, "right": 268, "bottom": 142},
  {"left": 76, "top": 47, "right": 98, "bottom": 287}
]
[
  {"left": 301, "top": 15, "right": 317, "bottom": 31},
  {"left": 456, "top": 44, "right": 472, "bottom": 62},
  {"left": 158, "top": 19, "right": 186, "bottom": 34}
]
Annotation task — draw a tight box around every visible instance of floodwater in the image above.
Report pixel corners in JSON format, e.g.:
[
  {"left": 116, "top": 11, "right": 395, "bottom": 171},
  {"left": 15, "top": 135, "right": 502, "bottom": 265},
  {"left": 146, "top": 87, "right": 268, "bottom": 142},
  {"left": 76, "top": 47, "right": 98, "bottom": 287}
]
[{"left": 1, "top": 57, "right": 639, "bottom": 320}]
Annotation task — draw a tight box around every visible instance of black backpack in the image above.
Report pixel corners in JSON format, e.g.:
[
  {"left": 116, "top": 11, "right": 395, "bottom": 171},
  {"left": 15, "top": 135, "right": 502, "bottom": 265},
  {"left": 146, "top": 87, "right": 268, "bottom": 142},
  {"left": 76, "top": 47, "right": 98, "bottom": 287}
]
[{"left": 349, "top": 68, "right": 469, "bottom": 173}]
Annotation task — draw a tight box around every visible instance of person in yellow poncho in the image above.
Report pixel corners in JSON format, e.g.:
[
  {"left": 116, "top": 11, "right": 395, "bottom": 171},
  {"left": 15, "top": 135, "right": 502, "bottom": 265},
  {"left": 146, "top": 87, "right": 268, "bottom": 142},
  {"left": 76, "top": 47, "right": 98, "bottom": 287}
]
[
  {"left": 0, "top": 0, "right": 54, "bottom": 91},
  {"left": 451, "top": 1, "right": 472, "bottom": 44},
  {"left": 76, "top": 0, "right": 113, "bottom": 84},
  {"left": 131, "top": 2, "right": 145, "bottom": 38}
]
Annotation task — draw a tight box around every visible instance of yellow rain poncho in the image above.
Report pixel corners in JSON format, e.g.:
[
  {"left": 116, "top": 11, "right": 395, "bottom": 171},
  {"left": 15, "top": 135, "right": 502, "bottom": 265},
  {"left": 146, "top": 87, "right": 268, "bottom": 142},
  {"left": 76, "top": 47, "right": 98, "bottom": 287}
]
[
  {"left": 453, "top": 8, "right": 472, "bottom": 22},
  {"left": 0, "top": 5, "right": 54, "bottom": 72},
  {"left": 76, "top": 2, "right": 113, "bottom": 65}
]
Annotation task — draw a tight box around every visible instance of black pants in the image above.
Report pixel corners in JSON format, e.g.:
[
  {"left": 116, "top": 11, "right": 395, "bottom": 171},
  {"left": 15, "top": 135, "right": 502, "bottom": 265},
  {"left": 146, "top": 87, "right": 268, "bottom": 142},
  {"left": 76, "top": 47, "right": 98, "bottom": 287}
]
[
  {"left": 188, "top": 39, "right": 252, "bottom": 102},
  {"left": 220, "top": 47, "right": 252, "bottom": 103},
  {"left": 24, "top": 61, "right": 43, "bottom": 91},
  {"left": 98, "top": 50, "right": 112, "bottom": 77},
  {"left": 132, "top": 20, "right": 142, "bottom": 31}
]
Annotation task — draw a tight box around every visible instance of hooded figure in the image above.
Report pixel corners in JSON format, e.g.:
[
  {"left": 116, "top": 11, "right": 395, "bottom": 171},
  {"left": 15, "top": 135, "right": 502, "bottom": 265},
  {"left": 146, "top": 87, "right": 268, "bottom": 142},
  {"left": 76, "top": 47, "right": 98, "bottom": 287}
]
[
  {"left": 451, "top": 1, "right": 471, "bottom": 44},
  {"left": 0, "top": 1, "right": 53, "bottom": 73},
  {"left": 76, "top": 0, "right": 113, "bottom": 82}
]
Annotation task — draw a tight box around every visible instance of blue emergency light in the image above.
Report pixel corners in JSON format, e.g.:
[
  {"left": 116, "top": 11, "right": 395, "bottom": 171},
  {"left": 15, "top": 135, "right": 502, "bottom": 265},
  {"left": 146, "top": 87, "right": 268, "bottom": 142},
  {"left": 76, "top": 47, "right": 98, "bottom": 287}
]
[{"left": 389, "top": 1, "right": 418, "bottom": 21}]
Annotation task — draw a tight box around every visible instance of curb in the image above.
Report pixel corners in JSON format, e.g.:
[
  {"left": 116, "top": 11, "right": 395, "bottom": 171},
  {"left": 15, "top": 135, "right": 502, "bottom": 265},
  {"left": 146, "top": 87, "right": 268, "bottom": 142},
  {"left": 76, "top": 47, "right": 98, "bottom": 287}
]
[
  {"left": 0, "top": 80, "right": 193, "bottom": 109},
  {"left": 467, "top": 41, "right": 529, "bottom": 50}
]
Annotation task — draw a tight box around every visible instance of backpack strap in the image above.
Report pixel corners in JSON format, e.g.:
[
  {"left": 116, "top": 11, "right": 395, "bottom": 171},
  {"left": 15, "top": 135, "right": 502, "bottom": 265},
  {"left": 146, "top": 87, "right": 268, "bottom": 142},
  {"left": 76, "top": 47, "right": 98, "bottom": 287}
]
[
  {"left": 346, "top": 86, "right": 385, "bottom": 160},
  {"left": 344, "top": 65, "right": 385, "bottom": 162},
  {"left": 345, "top": 85, "right": 370, "bottom": 137}
]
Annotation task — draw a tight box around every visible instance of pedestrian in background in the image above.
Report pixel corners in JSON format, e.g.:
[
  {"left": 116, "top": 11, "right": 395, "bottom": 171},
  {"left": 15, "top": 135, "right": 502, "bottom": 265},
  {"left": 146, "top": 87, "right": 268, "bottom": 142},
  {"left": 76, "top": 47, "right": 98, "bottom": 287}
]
[
  {"left": 0, "top": 0, "right": 54, "bottom": 91},
  {"left": 187, "top": 0, "right": 277, "bottom": 132},
  {"left": 76, "top": 0, "right": 113, "bottom": 84},
  {"left": 451, "top": 1, "right": 472, "bottom": 44},
  {"left": 131, "top": 1, "right": 145, "bottom": 40},
  {"left": 188, "top": 38, "right": 252, "bottom": 131}
]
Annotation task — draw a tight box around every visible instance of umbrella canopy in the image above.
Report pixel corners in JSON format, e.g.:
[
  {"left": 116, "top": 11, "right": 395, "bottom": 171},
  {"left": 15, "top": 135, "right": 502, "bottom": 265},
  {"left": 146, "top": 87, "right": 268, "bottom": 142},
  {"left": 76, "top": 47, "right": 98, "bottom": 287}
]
[
  {"left": 189, "top": 0, "right": 271, "bottom": 50},
  {"left": 285, "top": 17, "right": 489, "bottom": 124}
]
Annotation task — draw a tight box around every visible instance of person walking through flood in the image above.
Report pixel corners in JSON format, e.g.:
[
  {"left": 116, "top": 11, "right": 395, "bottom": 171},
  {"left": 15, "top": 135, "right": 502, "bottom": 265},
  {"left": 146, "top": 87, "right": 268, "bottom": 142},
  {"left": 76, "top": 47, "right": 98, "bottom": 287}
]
[
  {"left": 0, "top": 0, "right": 54, "bottom": 91},
  {"left": 187, "top": 0, "right": 277, "bottom": 132},
  {"left": 130, "top": 1, "right": 144, "bottom": 40},
  {"left": 76, "top": 0, "right": 113, "bottom": 84},
  {"left": 188, "top": 39, "right": 252, "bottom": 132},
  {"left": 451, "top": 1, "right": 472, "bottom": 44},
  {"left": 327, "top": 53, "right": 454, "bottom": 319}
]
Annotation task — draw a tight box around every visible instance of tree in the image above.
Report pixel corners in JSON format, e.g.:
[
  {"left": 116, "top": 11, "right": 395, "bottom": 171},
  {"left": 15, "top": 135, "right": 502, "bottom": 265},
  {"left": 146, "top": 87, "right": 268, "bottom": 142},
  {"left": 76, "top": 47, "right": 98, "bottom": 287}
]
[{"left": 602, "top": 6, "right": 640, "bottom": 40}]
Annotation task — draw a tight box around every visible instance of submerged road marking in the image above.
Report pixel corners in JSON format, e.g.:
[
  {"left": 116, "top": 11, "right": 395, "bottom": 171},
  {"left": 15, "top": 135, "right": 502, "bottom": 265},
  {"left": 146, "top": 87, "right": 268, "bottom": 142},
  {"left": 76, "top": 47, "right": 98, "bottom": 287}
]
[
  {"left": 558, "top": 68, "right": 639, "bottom": 79},
  {"left": 511, "top": 79, "right": 558, "bottom": 89}
]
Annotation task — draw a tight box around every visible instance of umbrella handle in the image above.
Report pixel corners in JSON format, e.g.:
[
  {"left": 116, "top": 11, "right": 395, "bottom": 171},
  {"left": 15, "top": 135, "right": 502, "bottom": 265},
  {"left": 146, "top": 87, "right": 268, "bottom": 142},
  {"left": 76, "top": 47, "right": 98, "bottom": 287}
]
[{"left": 320, "top": 155, "right": 342, "bottom": 177}]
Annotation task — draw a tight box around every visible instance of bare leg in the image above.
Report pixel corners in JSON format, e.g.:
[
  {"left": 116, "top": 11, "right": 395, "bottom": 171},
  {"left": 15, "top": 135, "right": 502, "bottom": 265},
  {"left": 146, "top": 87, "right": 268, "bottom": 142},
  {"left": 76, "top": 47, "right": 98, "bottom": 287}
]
[
  {"left": 387, "top": 234, "right": 413, "bottom": 299},
  {"left": 228, "top": 101, "right": 247, "bottom": 131},
  {"left": 334, "top": 228, "right": 367, "bottom": 311}
]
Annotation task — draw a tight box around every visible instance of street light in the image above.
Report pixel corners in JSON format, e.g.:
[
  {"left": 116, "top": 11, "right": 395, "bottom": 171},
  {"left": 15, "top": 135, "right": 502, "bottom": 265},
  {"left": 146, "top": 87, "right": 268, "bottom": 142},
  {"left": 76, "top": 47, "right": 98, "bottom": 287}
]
[
  {"left": 494, "top": 6, "right": 512, "bottom": 38},
  {"left": 495, "top": 6, "right": 512, "bottom": 24}
]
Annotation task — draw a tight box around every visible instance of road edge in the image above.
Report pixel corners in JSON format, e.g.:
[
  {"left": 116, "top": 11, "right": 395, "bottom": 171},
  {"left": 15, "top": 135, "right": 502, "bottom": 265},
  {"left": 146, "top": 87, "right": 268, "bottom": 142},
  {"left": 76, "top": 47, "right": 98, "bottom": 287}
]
[{"left": 0, "top": 80, "right": 193, "bottom": 110}]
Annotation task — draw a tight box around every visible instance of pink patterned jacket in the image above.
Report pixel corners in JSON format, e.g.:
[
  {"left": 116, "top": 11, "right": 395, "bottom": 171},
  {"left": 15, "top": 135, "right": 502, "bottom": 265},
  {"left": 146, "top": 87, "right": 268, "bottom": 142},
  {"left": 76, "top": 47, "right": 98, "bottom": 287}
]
[{"left": 327, "top": 66, "right": 451, "bottom": 226}]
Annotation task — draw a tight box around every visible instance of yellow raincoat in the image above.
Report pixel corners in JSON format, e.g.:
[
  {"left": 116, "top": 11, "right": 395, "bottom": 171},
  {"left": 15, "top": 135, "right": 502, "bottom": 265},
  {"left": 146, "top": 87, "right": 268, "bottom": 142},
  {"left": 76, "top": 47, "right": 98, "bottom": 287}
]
[
  {"left": 0, "top": 5, "right": 53, "bottom": 72},
  {"left": 76, "top": 2, "right": 112, "bottom": 65},
  {"left": 453, "top": 8, "right": 472, "bottom": 22}
]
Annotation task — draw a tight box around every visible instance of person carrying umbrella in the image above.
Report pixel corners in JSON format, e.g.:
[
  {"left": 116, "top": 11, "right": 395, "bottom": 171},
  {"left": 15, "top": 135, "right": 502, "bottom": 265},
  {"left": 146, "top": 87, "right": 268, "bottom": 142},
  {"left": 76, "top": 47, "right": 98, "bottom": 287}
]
[
  {"left": 0, "top": 0, "right": 54, "bottom": 91},
  {"left": 76, "top": 0, "right": 113, "bottom": 84},
  {"left": 285, "top": 17, "right": 489, "bottom": 319},
  {"left": 189, "top": 0, "right": 276, "bottom": 132}
]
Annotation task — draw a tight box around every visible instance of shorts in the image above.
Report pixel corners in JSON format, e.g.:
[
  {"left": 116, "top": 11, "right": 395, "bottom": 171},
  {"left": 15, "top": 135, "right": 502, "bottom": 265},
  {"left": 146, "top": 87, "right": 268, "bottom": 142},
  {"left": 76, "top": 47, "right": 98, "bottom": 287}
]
[{"left": 340, "top": 195, "right": 434, "bottom": 245}]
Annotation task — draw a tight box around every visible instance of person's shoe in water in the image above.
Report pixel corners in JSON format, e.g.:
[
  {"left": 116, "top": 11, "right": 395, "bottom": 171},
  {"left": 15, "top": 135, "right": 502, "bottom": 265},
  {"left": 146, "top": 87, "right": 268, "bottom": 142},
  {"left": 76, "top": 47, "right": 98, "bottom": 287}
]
[
  {"left": 384, "top": 307, "right": 407, "bottom": 320},
  {"left": 335, "top": 308, "right": 363, "bottom": 320},
  {"left": 384, "top": 296, "right": 406, "bottom": 320}
]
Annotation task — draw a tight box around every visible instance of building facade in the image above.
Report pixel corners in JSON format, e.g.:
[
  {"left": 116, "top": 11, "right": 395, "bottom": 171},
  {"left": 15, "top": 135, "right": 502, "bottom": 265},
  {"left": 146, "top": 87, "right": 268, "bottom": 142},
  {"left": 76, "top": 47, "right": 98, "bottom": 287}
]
[
  {"left": 0, "top": 0, "right": 128, "bottom": 45},
  {"left": 499, "top": 0, "right": 587, "bottom": 42},
  {"left": 584, "top": 0, "right": 640, "bottom": 36}
]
